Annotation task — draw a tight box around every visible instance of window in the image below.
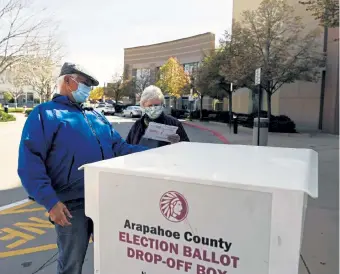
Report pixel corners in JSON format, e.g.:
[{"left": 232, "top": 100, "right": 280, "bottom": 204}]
[
  {"left": 183, "top": 62, "right": 199, "bottom": 75},
  {"left": 26, "top": 92, "right": 34, "bottom": 102}
]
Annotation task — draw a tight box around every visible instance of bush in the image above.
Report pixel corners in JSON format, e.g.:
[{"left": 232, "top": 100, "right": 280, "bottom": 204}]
[
  {"left": 170, "top": 109, "right": 189, "bottom": 118},
  {"left": 0, "top": 110, "right": 16, "bottom": 122},
  {"left": 188, "top": 109, "right": 296, "bottom": 133},
  {"left": 25, "top": 109, "right": 33, "bottom": 116},
  {"left": 188, "top": 109, "right": 235, "bottom": 123},
  {"left": 238, "top": 111, "right": 296, "bottom": 133},
  {"left": 8, "top": 107, "right": 32, "bottom": 113}
]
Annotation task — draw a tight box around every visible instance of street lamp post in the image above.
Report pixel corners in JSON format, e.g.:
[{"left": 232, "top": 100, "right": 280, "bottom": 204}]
[{"left": 255, "top": 68, "right": 262, "bottom": 146}]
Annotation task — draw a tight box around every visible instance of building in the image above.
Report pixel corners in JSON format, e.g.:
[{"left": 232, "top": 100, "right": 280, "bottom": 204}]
[
  {"left": 0, "top": 69, "right": 40, "bottom": 107},
  {"left": 124, "top": 32, "right": 216, "bottom": 110},
  {"left": 232, "top": 0, "right": 339, "bottom": 134},
  {"left": 0, "top": 60, "right": 61, "bottom": 107}
]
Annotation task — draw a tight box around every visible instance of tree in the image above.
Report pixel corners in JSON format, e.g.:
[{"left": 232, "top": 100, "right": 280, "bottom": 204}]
[
  {"left": 195, "top": 49, "right": 233, "bottom": 121},
  {"left": 0, "top": 0, "right": 50, "bottom": 76},
  {"left": 156, "top": 57, "right": 190, "bottom": 106},
  {"left": 6, "top": 66, "right": 26, "bottom": 107},
  {"left": 3, "top": 91, "right": 13, "bottom": 102},
  {"left": 18, "top": 33, "right": 63, "bottom": 103},
  {"left": 105, "top": 75, "right": 131, "bottom": 104},
  {"left": 223, "top": 0, "right": 324, "bottom": 123},
  {"left": 134, "top": 69, "right": 151, "bottom": 98},
  {"left": 299, "top": 0, "right": 339, "bottom": 27},
  {"left": 89, "top": 87, "right": 104, "bottom": 100}
]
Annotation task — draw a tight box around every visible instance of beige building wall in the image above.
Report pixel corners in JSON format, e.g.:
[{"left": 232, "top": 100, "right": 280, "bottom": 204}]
[
  {"left": 233, "top": 0, "right": 338, "bottom": 133},
  {"left": 124, "top": 32, "right": 215, "bottom": 74}
]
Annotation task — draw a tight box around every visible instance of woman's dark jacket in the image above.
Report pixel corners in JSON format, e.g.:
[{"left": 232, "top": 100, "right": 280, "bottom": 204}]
[{"left": 126, "top": 113, "right": 190, "bottom": 146}]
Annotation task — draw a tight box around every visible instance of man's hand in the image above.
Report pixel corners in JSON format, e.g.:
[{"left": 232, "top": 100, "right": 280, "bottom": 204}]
[
  {"left": 49, "top": 202, "right": 72, "bottom": 226},
  {"left": 167, "top": 134, "right": 180, "bottom": 144}
]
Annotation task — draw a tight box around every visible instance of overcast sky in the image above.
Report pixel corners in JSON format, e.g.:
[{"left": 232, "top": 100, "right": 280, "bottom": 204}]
[{"left": 37, "top": 0, "right": 233, "bottom": 85}]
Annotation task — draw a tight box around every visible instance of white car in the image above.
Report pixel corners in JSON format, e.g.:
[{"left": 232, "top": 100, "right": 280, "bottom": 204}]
[
  {"left": 95, "top": 103, "right": 115, "bottom": 115},
  {"left": 122, "top": 106, "right": 143, "bottom": 118}
]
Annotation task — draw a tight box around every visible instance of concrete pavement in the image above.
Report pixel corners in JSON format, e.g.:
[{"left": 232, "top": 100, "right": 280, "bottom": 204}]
[
  {"left": 185, "top": 120, "right": 339, "bottom": 274},
  {"left": 0, "top": 114, "right": 27, "bottom": 192}
]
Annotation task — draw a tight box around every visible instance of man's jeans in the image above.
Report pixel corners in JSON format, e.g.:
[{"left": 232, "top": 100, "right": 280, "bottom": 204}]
[{"left": 55, "top": 199, "right": 93, "bottom": 274}]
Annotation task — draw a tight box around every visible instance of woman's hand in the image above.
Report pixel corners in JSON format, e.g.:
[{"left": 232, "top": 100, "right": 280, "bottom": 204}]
[{"left": 167, "top": 134, "right": 180, "bottom": 144}]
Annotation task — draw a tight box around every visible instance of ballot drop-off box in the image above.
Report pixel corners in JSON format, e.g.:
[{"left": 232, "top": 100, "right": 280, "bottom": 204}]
[{"left": 82, "top": 142, "right": 318, "bottom": 274}]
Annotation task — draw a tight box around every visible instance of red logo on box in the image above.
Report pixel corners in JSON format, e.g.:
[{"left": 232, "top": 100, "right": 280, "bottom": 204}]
[{"left": 159, "top": 191, "right": 188, "bottom": 223}]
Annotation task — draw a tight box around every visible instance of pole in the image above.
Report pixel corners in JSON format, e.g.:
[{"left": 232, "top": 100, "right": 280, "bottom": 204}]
[
  {"left": 257, "top": 84, "right": 261, "bottom": 146},
  {"left": 318, "top": 9, "right": 328, "bottom": 130},
  {"left": 229, "top": 83, "right": 233, "bottom": 134}
]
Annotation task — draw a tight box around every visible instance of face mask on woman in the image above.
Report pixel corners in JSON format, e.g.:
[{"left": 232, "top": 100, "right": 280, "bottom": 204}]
[{"left": 144, "top": 105, "right": 163, "bottom": 120}]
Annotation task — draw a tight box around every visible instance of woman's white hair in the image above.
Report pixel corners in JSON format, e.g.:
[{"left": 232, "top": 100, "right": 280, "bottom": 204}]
[{"left": 140, "top": 85, "right": 164, "bottom": 107}]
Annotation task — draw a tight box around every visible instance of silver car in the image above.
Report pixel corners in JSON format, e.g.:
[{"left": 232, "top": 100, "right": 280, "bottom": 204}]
[
  {"left": 95, "top": 103, "right": 115, "bottom": 115},
  {"left": 122, "top": 106, "right": 142, "bottom": 118}
]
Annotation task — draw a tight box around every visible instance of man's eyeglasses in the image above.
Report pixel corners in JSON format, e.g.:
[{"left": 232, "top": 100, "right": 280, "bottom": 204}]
[{"left": 71, "top": 77, "right": 91, "bottom": 87}]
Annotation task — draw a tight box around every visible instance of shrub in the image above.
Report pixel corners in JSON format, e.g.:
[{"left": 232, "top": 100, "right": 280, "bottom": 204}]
[
  {"left": 0, "top": 110, "right": 16, "bottom": 122},
  {"left": 238, "top": 111, "right": 296, "bottom": 133},
  {"left": 170, "top": 109, "right": 189, "bottom": 118},
  {"left": 25, "top": 109, "right": 33, "bottom": 116},
  {"left": 8, "top": 107, "right": 32, "bottom": 113}
]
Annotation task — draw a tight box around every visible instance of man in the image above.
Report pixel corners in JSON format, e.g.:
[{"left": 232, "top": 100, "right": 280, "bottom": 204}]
[{"left": 18, "top": 62, "right": 148, "bottom": 274}]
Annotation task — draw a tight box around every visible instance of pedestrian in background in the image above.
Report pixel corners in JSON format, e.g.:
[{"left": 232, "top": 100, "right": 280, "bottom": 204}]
[
  {"left": 4, "top": 103, "right": 8, "bottom": 113},
  {"left": 126, "top": 85, "right": 190, "bottom": 148},
  {"left": 18, "top": 62, "right": 148, "bottom": 274}
]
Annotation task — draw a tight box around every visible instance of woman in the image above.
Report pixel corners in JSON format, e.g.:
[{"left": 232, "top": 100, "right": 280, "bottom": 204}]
[{"left": 126, "top": 85, "right": 190, "bottom": 148}]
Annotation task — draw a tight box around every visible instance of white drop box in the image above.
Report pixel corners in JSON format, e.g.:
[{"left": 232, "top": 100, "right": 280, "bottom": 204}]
[{"left": 82, "top": 142, "right": 318, "bottom": 274}]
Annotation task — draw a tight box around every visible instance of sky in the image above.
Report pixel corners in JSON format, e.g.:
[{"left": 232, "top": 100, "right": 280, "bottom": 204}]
[{"left": 35, "top": 0, "right": 233, "bottom": 85}]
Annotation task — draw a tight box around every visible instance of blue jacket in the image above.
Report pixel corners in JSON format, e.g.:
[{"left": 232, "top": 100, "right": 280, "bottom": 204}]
[{"left": 18, "top": 95, "right": 147, "bottom": 211}]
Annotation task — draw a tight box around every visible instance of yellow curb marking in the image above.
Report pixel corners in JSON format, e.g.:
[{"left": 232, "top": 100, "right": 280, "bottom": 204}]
[
  {"left": 14, "top": 217, "right": 54, "bottom": 235},
  {"left": 0, "top": 228, "right": 35, "bottom": 249},
  {"left": 0, "top": 200, "right": 93, "bottom": 258}
]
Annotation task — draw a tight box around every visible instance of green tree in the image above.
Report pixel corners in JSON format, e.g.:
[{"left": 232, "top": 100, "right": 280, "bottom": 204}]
[
  {"left": 224, "top": 0, "right": 324, "bottom": 123},
  {"left": 299, "top": 0, "right": 339, "bottom": 27},
  {"left": 195, "top": 49, "right": 233, "bottom": 121},
  {"left": 89, "top": 87, "right": 104, "bottom": 100},
  {"left": 3, "top": 92, "right": 13, "bottom": 102},
  {"left": 156, "top": 57, "right": 189, "bottom": 106},
  {"left": 105, "top": 75, "right": 131, "bottom": 104}
]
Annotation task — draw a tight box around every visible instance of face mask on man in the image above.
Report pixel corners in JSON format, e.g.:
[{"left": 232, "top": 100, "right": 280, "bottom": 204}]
[
  {"left": 144, "top": 105, "right": 163, "bottom": 120},
  {"left": 70, "top": 78, "right": 91, "bottom": 103}
]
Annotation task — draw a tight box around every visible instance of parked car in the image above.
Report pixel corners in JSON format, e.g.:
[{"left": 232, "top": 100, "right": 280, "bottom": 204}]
[
  {"left": 122, "top": 106, "right": 142, "bottom": 118},
  {"left": 95, "top": 102, "right": 115, "bottom": 115}
]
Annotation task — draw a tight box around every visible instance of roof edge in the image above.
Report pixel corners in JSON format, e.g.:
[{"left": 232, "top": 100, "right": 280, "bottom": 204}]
[{"left": 124, "top": 32, "right": 215, "bottom": 50}]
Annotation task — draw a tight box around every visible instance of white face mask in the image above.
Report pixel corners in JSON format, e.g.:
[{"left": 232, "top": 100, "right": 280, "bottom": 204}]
[{"left": 144, "top": 105, "right": 163, "bottom": 120}]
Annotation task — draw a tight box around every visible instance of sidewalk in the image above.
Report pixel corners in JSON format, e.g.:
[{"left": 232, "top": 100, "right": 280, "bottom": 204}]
[
  {"left": 0, "top": 114, "right": 27, "bottom": 191},
  {"left": 184, "top": 120, "right": 339, "bottom": 274}
]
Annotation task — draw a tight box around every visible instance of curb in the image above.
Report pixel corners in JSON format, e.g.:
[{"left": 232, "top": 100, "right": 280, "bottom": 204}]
[{"left": 182, "top": 121, "right": 230, "bottom": 144}]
